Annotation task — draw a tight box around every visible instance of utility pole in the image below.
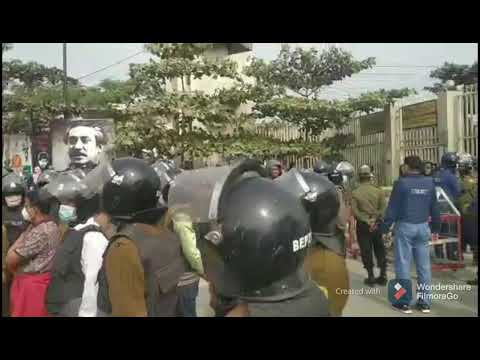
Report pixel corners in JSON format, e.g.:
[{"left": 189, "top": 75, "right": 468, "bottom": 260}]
[{"left": 63, "top": 43, "right": 69, "bottom": 119}]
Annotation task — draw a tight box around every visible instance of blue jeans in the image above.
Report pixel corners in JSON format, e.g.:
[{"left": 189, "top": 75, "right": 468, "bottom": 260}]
[
  {"left": 394, "top": 222, "right": 432, "bottom": 306},
  {"left": 176, "top": 280, "right": 199, "bottom": 317}
]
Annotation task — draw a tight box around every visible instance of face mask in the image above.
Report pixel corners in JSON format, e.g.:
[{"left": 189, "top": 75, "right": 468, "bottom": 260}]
[
  {"left": 59, "top": 205, "right": 77, "bottom": 223},
  {"left": 5, "top": 195, "right": 22, "bottom": 208},
  {"left": 22, "top": 207, "right": 32, "bottom": 222}
]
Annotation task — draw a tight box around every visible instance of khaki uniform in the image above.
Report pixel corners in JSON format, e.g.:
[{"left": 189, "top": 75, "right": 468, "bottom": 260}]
[
  {"left": 351, "top": 182, "right": 387, "bottom": 276},
  {"left": 105, "top": 237, "right": 148, "bottom": 317},
  {"left": 459, "top": 175, "right": 478, "bottom": 255},
  {"left": 459, "top": 175, "right": 477, "bottom": 215},
  {"left": 351, "top": 183, "right": 386, "bottom": 225},
  {"left": 304, "top": 187, "right": 350, "bottom": 316},
  {"left": 304, "top": 247, "right": 349, "bottom": 316}
]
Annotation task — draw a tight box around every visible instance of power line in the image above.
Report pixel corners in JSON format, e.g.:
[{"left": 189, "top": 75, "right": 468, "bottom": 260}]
[
  {"left": 76, "top": 50, "right": 146, "bottom": 81},
  {"left": 374, "top": 65, "right": 437, "bottom": 68}
]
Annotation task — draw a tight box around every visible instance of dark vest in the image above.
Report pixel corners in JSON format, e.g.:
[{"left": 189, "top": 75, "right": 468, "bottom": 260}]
[
  {"left": 46, "top": 224, "right": 100, "bottom": 315},
  {"left": 97, "top": 223, "right": 187, "bottom": 317}
]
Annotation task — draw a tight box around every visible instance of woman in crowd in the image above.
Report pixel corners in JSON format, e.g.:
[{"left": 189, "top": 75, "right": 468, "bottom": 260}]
[{"left": 6, "top": 189, "right": 61, "bottom": 317}]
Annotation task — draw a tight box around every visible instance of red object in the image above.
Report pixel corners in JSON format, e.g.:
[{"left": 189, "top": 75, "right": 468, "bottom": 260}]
[
  {"left": 395, "top": 287, "right": 407, "bottom": 300},
  {"left": 10, "top": 272, "right": 52, "bottom": 317},
  {"left": 429, "top": 214, "right": 465, "bottom": 272}
]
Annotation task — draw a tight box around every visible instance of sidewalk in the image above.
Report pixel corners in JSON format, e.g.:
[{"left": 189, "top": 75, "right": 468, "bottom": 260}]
[{"left": 196, "top": 256, "right": 478, "bottom": 317}]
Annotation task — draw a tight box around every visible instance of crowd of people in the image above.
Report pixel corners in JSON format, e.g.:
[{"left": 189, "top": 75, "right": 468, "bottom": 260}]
[{"left": 1, "top": 148, "right": 477, "bottom": 317}]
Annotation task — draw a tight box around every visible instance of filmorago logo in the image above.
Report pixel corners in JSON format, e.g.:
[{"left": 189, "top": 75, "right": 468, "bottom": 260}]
[
  {"left": 394, "top": 283, "right": 407, "bottom": 300},
  {"left": 388, "top": 279, "right": 412, "bottom": 305}
]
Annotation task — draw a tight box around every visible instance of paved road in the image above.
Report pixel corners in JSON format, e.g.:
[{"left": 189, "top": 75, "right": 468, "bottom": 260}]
[{"left": 196, "top": 255, "right": 478, "bottom": 317}]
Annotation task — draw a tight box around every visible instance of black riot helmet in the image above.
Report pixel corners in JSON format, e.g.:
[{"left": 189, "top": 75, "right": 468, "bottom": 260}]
[
  {"left": 2, "top": 172, "right": 26, "bottom": 208},
  {"left": 42, "top": 170, "right": 100, "bottom": 223},
  {"left": 457, "top": 152, "right": 473, "bottom": 175},
  {"left": 102, "top": 157, "right": 163, "bottom": 222},
  {"left": 151, "top": 159, "right": 182, "bottom": 204},
  {"left": 2, "top": 173, "right": 26, "bottom": 197},
  {"left": 169, "top": 160, "right": 311, "bottom": 301},
  {"left": 358, "top": 164, "right": 372, "bottom": 181},
  {"left": 441, "top": 152, "right": 459, "bottom": 169},
  {"left": 37, "top": 170, "right": 58, "bottom": 189},
  {"left": 328, "top": 170, "right": 344, "bottom": 186},
  {"left": 336, "top": 161, "right": 355, "bottom": 178},
  {"left": 313, "top": 159, "right": 332, "bottom": 175},
  {"left": 297, "top": 171, "right": 340, "bottom": 233}
]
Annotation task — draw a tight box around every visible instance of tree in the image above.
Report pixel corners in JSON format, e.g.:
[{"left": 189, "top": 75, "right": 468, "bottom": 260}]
[
  {"left": 2, "top": 43, "right": 13, "bottom": 52},
  {"left": 114, "top": 43, "right": 263, "bottom": 164},
  {"left": 2, "top": 59, "right": 82, "bottom": 134},
  {"left": 245, "top": 45, "right": 416, "bottom": 161},
  {"left": 425, "top": 61, "right": 478, "bottom": 93}
]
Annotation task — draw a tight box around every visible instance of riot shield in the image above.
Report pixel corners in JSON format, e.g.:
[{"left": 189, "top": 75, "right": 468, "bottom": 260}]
[
  {"left": 168, "top": 159, "right": 265, "bottom": 224},
  {"left": 274, "top": 169, "right": 318, "bottom": 203}
]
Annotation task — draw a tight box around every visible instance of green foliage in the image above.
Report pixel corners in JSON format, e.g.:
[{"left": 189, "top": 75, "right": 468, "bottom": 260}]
[
  {"left": 425, "top": 61, "right": 478, "bottom": 93},
  {"left": 2, "top": 43, "right": 13, "bottom": 52},
  {"left": 245, "top": 46, "right": 415, "bottom": 158},
  {"left": 115, "top": 43, "right": 259, "bottom": 164},
  {"left": 247, "top": 45, "right": 375, "bottom": 99}
]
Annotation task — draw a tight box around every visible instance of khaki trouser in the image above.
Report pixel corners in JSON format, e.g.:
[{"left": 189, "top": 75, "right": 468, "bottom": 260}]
[{"left": 304, "top": 246, "right": 350, "bottom": 317}]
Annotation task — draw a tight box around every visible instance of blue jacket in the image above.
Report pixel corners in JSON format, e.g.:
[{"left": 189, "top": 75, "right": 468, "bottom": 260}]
[
  {"left": 381, "top": 174, "right": 441, "bottom": 234},
  {"left": 433, "top": 168, "right": 461, "bottom": 202}
]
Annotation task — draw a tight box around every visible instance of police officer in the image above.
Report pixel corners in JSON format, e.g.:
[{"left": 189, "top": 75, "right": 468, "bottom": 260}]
[
  {"left": 169, "top": 160, "right": 330, "bottom": 317},
  {"left": 96, "top": 157, "right": 187, "bottom": 317},
  {"left": 434, "top": 152, "right": 462, "bottom": 204},
  {"left": 381, "top": 156, "right": 440, "bottom": 314},
  {"left": 336, "top": 161, "right": 356, "bottom": 191},
  {"left": 351, "top": 165, "right": 387, "bottom": 286},
  {"left": 2, "top": 173, "right": 27, "bottom": 247},
  {"left": 296, "top": 170, "right": 350, "bottom": 316},
  {"left": 458, "top": 153, "right": 478, "bottom": 256},
  {"left": 2, "top": 171, "right": 26, "bottom": 317},
  {"left": 313, "top": 159, "right": 332, "bottom": 175},
  {"left": 266, "top": 159, "right": 283, "bottom": 179},
  {"left": 152, "top": 159, "right": 204, "bottom": 317}
]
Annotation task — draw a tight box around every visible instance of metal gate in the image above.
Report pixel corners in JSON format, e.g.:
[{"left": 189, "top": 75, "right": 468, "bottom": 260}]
[
  {"left": 339, "top": 116, "right": 386, "bottom": 185},
  {"left": 396, "top": 101, "right": 440, "bottom": 165},
  {"left": 456, "top": 84, "right": 478, "bottom": 157}
]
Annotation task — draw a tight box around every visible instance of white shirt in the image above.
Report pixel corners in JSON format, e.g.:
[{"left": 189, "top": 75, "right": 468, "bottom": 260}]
[{"left": 74, "top": 217, "right": 109, "bottom": 317}]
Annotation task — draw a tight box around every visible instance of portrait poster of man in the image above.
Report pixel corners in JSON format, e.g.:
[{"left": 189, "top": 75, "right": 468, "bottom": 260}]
[{"left": 50, "top": 118, "right": 115, "bottom": 172}]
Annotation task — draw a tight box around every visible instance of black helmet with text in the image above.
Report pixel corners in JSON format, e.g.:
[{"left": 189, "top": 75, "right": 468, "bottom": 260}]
[{"left": 168, "top": 160, "right": 312, "bottom": 301}]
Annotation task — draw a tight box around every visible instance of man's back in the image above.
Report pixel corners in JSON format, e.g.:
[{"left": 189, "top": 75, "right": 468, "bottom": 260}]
[
  {"left": 351, "top": 183, "right": 385, "bottom": 220},
  {"left": 382, "top": 174, "right": 440, "bottom": 233}
]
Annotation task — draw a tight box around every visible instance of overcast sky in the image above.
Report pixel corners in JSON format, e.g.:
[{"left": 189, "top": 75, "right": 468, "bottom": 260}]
[{"left": 4, "top": 43, "right": 478, "bottom": 99}]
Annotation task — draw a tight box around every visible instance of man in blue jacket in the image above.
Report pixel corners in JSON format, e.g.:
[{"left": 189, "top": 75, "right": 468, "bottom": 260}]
[
  {"left": 381, "top": 155, "right": 441, "bottom": 314},
  {"left": 433, "top": 152, "right": 461, "bottom": 203}
]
